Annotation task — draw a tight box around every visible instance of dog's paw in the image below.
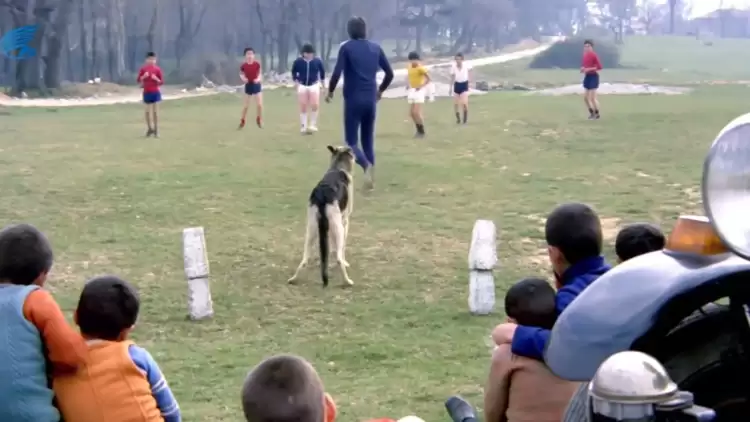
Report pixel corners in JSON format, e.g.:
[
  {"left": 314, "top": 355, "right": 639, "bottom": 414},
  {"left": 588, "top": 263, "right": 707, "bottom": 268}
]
[
  {"left": 287, "top": 277, "right": 298, "bottom": 285},
  {"left": 341, "top": 260, "right": 350, "bottom": 268},
  {"left": 342, "top": 279, "right": 354, "bottom": 287}
]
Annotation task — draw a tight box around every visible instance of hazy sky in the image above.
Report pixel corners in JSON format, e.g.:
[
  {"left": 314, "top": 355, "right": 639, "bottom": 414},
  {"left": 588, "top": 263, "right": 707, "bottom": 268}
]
[{"left": 678, "top": 0, "right": 750, "bottom": 17}]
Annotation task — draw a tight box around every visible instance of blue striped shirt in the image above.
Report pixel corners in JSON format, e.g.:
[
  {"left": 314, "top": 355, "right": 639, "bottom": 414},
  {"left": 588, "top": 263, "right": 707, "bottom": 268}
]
[{"left": 129, "top": 345, "right": 181, "bottom": 422}]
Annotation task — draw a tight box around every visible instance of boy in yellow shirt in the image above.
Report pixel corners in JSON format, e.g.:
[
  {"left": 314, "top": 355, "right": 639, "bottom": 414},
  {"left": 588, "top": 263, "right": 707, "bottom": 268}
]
[{"left": 406, "top": 51, "right": 430, "bottom": 138}]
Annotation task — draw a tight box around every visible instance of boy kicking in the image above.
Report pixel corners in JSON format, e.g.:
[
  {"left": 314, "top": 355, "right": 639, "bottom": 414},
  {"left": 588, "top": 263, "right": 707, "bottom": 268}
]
[
  {"left": 406, "top": 51, "right": 430, "bottom": 138},
  {"left": 581, "top": 39, "right": 602, "bottom": 119},
  {"left": 137, "top": 52, "right": 163, "bottom": 137},
  {"left": 239, "top": 47, "right": 263, "bottom": 129}
]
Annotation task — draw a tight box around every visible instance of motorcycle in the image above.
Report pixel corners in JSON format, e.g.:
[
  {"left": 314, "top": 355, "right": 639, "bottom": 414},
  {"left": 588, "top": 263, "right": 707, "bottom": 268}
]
[{"left": 551, "top": 113, "right": 750, "bottom": 421}]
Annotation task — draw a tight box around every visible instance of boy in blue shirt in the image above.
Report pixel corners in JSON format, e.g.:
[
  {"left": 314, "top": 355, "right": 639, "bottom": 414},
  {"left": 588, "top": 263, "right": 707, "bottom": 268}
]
[
  {"left": 292, "top": 44, "right": 326, "bottom": 134},
  {"left": 492, "top": 202, "right": 611, "bottom": 360}
]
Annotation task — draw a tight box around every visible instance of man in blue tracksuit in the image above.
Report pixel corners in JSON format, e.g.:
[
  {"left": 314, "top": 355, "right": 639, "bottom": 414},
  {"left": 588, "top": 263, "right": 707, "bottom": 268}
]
[
  {"left": 326, "top": 17, "right": 394, "bottom": 190},
  {"left": 491, "top": 203, "right": 612, "bottom": 360}
]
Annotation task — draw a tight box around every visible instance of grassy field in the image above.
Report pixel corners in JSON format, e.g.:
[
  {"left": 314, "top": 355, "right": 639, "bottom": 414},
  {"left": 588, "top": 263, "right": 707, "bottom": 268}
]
[
  {"left": 475, "top": 35, "right": 750, "bottom": 86},
  {"left": 0, "top": 83, "right": 746, "bottom": 420}
]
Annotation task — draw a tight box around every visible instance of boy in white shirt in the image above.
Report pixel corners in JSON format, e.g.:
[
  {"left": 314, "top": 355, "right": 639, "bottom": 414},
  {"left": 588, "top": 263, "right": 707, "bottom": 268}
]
[{"left": 450, "top": 52, "right": 471, "bottom": 124}]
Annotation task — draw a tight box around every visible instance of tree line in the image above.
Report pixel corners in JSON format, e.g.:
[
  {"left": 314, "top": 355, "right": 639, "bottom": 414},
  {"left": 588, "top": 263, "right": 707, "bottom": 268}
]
[{"left": 1, "top": 0, "right": 691, "bottom": 95}]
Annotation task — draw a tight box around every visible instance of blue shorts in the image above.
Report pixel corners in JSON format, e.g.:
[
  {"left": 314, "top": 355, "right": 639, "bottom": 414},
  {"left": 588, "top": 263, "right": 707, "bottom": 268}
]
[
  {"left": 244, "top": 83, "right": 262, "bottom": 95},
  {"left": 453, "top": 81, "right": 469, "bottom": 95},
  {"left": 583, "top": 73, "right": 600, "bottom": 90},
  {"left": 143, "top": 91, "right": 161, "bottom": 104}
]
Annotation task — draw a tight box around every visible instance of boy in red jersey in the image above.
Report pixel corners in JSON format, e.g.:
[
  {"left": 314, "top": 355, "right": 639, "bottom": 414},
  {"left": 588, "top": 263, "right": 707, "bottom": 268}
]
[
  {"left": 239, "top": 47, "right": 263, "bottom": 129},
  {"left": 136, "top": 52, "right": 163, "bottom": 137},
  {"left": 581, "top": 40, "right": 602, "bottom": 120}
]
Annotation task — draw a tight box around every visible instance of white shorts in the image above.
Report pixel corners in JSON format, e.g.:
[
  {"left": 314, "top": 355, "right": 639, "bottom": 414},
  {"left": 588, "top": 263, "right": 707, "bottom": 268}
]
[
  {"left": 407, "top": 88, "right": 425, "bottom": 104},
  {"left": 297, "top": 84, "right": 320, "bottom": 95}
]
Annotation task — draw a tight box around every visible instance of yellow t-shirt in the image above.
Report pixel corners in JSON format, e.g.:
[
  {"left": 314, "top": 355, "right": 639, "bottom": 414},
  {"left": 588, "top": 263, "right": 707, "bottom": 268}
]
[{"left": 407, "top": 65, "right": 428, "bottom": 89}]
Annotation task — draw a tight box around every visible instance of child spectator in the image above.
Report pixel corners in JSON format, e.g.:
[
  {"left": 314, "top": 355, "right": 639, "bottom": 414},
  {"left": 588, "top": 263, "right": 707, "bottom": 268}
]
[
  {"left": 492, "top": 202, "right": 611, "bottom": 360},
  {"left": 484, "top": 278, "right": 580, "bottom": 422},
  {"left": 0, "top": 223, "right": 87, "bottom": 422},
  {"left": 53, "top": 275, "right": 181, "bottom": 422},
  {"left": 241, "top": 354, "right": 337, "bottom": 422},
  {"left": 615, "top": 223, "right": 665, "bottom": 263}
]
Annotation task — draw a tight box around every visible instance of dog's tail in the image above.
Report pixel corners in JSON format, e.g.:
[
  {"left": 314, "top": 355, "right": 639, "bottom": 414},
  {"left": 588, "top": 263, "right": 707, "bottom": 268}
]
[{"left": 311, "top": 188, "right": 330, "bottom": 286}]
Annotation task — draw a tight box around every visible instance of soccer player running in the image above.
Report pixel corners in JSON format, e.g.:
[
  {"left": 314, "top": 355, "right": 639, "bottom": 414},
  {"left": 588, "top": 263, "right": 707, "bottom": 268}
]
[
  {"left": 327, "top": 17, "right": 394, "bottom": 190},
  {"left": 450, "top": 52, "right": 471, "bottom": 124},
  {"left": 239, "top": 47, "right": 263, "bottom": 129},
  {"left": 406, "top": 51, "right": 430, "bottom": 138},
  {"left": 136, "top": 52, "right": 163, "bottom": 137},
  {"left": 581, "top": 39, "right": 602, "bottom": 119},
  {"left": 291, "top": 44, "right": 326, "bottom": 134}
]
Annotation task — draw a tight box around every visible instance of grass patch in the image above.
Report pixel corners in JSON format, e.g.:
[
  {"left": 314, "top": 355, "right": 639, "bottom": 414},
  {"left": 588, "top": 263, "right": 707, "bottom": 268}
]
[
  {"left": 476, "top": 35, "right": 750, "bottom": 86},
  {"left": 0, "top": 86, "right": 742, "bottom": 420}
]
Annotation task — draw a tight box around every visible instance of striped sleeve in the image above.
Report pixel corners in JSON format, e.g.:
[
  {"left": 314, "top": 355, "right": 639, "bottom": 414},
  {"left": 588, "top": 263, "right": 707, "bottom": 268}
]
[{"left": 129, "top": 344, "right": 181, "bottom": 422}]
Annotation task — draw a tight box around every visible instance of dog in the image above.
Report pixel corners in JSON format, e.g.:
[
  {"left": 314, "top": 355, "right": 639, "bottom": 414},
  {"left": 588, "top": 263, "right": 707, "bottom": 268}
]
[{"left": 288, "top": 145, "right": 356, "bottom": 287}]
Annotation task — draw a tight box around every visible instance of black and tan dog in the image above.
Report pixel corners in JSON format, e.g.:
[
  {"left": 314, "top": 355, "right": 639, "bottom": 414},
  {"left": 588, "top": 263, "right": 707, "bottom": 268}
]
[{"left": 288, "top": 145, "right": 356, "bottom": 287}]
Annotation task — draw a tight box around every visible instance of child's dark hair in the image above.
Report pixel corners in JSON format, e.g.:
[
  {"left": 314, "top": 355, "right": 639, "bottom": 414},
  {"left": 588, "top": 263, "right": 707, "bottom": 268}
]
[
  {"left": 615, "top": 223, "right": 665, "bottom": 262},
  {"left": 301, "top": 43, "right": 315, "bottom": 54},
  {"left": 0, "top": 223, "right": 53, "bottom": 285},
  {"left": 347, "top": 16, "right": 366, "bottom": 40},
  {"left": 244, "top": 47, "right": 254, "bottom": 54},
  {"left": 146, "top": 51, "right": 156, "bottom": 58},
  {"left": 408, "top": 51, "right": 420, "bottom": 60},
  {"left": 583, "top": 39, "right": 594, "bottom": 47},
  {"left": 455, "top": 52, "right": 464, "bottom": 58},
  {"left": 545, "top": 202, "right": 603, "bottom": 264},
  {"left": 76, "top": 275, "right": 139, "bottom": 341},
  {"left": 241, "top": 354, "right": 325, "bottom": 422},
  {"left": 505, "top": 278, "right": 557, "bottom": 329}
]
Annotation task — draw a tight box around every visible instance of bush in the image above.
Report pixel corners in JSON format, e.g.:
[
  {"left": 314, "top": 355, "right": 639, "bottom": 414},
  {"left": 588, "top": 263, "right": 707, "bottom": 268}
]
[{"left": 528, "top": 37, "right": 621, "bottom": 69}]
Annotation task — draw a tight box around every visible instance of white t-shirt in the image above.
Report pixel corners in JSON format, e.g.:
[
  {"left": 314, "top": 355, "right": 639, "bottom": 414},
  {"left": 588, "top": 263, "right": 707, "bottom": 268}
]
[{"left": 451, "top": 62, "right": 471, "bottom": 82}]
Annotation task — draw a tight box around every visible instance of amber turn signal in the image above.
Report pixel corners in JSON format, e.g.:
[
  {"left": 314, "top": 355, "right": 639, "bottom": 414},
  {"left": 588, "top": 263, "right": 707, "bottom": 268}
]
[{"left": 666, "top": 215, "right": 729, "bottom": 256}]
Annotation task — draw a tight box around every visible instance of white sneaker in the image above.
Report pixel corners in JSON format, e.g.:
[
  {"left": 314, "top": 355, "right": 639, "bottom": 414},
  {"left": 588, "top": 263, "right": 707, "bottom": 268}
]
[
  {"left": 300, "top": 126, "right": 308, "bottom": 134},
  {"left": 308, "top": 125, "right": 318, "bottom": 133}
]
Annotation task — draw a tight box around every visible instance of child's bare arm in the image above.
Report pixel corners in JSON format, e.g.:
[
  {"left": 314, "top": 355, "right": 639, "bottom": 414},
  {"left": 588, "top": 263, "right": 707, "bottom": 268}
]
[
  {"left": 484, "top": 344, "right": 513, "bottom": 422},
  {"left": 24, "top": 289, "right": 87, "bottom": 372}
]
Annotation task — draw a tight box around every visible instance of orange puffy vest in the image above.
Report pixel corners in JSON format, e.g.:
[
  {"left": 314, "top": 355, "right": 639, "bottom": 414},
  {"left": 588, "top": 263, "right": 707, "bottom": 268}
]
[{"left": 53, "top": 340, "right": 163, "bottom": 422}]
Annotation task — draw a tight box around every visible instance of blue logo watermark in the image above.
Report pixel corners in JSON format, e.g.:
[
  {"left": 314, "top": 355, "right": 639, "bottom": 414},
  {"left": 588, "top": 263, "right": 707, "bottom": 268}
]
[{"left": 0, "top": 25, "right": 38, "bottom": 60}]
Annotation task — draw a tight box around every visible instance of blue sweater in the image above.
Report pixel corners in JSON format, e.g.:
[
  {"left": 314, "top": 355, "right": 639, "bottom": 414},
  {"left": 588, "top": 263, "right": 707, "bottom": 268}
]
[
  {"left": 291, "top": 57, "right": 325, "bottom": 86},
  {"left": 0, "top": 284, "right": 59, "bottom": 422},
  {"left": 129, "top": 344, "right": 181, "bottom": 422},
  {"left": 511, "top": 256, "right": 611, "bottom": 361},
  {"left": 328, "top": 39, "right": 394, "bottom": 102}
]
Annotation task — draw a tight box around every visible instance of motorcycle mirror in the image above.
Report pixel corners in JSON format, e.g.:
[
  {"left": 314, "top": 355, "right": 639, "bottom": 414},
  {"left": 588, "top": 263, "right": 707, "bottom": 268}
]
[{"left": 702, "top": 112, "right": 750, "bottom": 260}]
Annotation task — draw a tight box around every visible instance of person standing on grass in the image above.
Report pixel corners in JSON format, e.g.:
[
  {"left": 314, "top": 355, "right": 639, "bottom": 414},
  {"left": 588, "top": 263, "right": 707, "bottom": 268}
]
[
  {"left": 292, "top": 44, "right": 326, "bottom": 134},
  {"left": 450, "top": 52, "right": 471, "bottom": 124},
  {"left": 581, "top": 39, "right": 602, "bottom": 120},
  {"left": 137, "top": 52, "right": 163, "bottom": 137},
  {"left": 327, "top": 17, "right": 394, "bottom": 190},
  {"left": 239, "top": 47, "right": 263, "bottom": 129},
  {"left": 406, "top": 51, "right": 430, "bottom": 138}
]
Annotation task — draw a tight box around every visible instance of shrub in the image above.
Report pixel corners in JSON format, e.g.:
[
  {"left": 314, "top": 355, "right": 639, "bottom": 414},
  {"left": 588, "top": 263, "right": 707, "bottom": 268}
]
[{"left": 529, "top": 37, "right": 621, "bottom": 69}]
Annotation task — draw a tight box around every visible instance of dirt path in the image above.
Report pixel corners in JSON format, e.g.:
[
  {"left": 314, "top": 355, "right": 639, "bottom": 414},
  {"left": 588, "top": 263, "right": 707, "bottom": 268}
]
[{"left": 0, "top": 41, "right": 557, "bottom": 108}]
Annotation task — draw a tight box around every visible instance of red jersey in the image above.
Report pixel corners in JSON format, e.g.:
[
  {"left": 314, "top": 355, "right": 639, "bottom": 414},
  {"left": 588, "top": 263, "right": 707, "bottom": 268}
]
[
  {"left": 137, "top": 64, "right": 163, "bottom": 93},
  {"left": 241, "top": 61, "right": 261, "bottom": 82},
  {"left": 582, "top": 51, "right": 602, "bottom": 74}
]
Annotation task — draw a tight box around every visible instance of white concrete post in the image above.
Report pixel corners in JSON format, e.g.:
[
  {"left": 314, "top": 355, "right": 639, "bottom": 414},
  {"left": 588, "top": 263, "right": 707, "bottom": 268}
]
[
  {"left": 468, "top": 220, "right": 497, "bottom": 315},
  {"left": 183, "top": 227, "right": 214, "bottom": 320}
]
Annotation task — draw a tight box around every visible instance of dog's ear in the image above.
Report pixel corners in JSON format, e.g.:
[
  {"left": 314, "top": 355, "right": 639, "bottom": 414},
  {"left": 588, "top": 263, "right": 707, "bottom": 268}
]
[
  {"left": 341, "top": 146, "right": 353, "bottom": 154},
  {"left": 327, "top": 145, "right": 337, "bottom": 154}
]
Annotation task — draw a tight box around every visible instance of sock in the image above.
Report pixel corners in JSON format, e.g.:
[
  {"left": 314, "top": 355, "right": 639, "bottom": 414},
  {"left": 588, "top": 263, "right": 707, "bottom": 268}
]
[
  {"left": 300, "top": 113, "right": 307, "bottom": 128},
  {"left": 594, "top": 109, "right": 600, "bottom": 115},
  {"left": 462, "top": 109, "right": 468, "bottom": 123},
  {"left": 416, "top": 123, "right": 425, "bottom": 134},
  {"left": 455, "top": 111, "right": 460, "bottom": 122},
  {"left": 310, "top": 111, "right": 318, "bottom": 126},
  {"left": 588, "top": 107, "right": 594, "bottom": 115}
]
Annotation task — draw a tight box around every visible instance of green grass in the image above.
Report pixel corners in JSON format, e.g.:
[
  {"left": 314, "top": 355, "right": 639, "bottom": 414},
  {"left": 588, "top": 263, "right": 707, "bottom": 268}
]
[
  {"left": 476, "top": 35, "right": 750, "bottom": 86},
  {"left": 0, "top": 86, "right": 744, "bottom": 420}
]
